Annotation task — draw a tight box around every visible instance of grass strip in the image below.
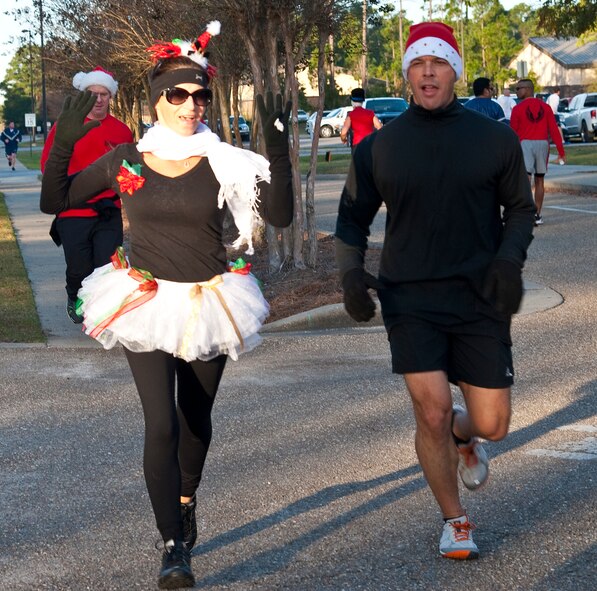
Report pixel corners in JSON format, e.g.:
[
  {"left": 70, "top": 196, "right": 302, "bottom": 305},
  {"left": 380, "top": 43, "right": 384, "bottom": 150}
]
[
  {"left": 16, "top": 149, "right": 42, "bottom": 170},
  {"left": 299, "top": 153, "right": 351, "bottom": 175},
  {"left": 0, "top": 193, "right": 45, "bottom": 342},
  {"left": 551, "top": 144, "right": 597, "bottom": 165}
]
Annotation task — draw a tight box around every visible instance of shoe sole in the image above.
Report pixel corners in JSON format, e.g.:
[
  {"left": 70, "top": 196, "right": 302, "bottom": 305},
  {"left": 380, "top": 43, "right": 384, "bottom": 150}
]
[
  {"left": 441, "top": 549, "right": 479, "bottom": 560},
  {"left": 158, "top": 569, "right": 195, "bottom": 589},
  {"left": 458, "top": 441, "right": 490, "bottom": 491},
  {"left": 453, "top": 406, "right": 490, "bottom": 491}
]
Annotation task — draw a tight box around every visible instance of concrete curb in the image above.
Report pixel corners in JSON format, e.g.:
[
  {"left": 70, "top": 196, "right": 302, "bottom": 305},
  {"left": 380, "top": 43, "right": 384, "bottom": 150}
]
[{"left": 262, "top": 280, "right": 564, "bottom": 333}]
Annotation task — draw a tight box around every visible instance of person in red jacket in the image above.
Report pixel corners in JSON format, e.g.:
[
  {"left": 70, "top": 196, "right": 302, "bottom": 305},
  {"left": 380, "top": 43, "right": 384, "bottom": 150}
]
[
  {"left": 340, "top": 88, "right": 382, "bottom": 150},
  {"left": 511, "top": 79, "right": 566, "bottom": 226},
  {"left": 41, "top": 67, "right": 133, "bottom": 323}
]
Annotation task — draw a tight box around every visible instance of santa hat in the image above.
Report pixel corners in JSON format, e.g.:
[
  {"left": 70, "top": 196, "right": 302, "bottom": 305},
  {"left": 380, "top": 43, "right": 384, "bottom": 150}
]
[
  {"left": 402, "top": 22, "right": 462, "bottom": 79},
  {"left": 72, "top": 67, "right": 118, "bottom": 96}
]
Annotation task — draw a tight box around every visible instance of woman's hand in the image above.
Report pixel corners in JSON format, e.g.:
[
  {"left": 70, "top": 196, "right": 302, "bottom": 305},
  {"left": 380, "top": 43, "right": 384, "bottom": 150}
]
[
  {"left": 256, "top": 91, "right": 291, "bottom": 156},
  {"left": 54, "top": 91, "right": 101, "bottom": 150}
]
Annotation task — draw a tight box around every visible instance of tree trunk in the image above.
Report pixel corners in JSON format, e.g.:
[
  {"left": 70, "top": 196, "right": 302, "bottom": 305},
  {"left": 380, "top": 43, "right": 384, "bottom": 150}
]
[
  {"left": 284, "top": 30, "right": 306, "bottom": 270},
  {"left": 304, "top": 30, "right": 328, "bottom": 268}
]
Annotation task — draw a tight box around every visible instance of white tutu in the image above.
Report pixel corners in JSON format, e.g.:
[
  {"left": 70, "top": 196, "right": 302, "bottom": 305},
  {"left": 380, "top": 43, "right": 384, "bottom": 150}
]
[{"left": 77, "top": 259, "right": 269, "bottom": 362}]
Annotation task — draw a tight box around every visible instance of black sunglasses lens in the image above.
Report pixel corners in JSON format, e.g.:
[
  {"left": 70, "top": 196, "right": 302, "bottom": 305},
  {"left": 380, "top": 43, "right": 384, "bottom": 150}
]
[
  {"left": 165, "top": 88, "right": 190, "bottom": 105},
  {"left": 193, "top": 89, "right": 211, "bottom": 105},
  {"left": 164, "top": 88, "right": 211, "bottom": 106}
]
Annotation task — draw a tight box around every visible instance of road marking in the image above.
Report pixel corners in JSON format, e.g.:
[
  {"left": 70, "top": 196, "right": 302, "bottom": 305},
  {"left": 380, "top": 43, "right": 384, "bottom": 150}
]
[
  {"left": 557, "top": 424, "right": 597, "bottom": 432},
  {"left": 527, "top": 449, "right": 597, "bottom": 460},
  {"left": 526, "top": 437, "right": 597, "bottom": 461},
  {"left": 545, "top": 205, "right": 597, "bottom": 214}
]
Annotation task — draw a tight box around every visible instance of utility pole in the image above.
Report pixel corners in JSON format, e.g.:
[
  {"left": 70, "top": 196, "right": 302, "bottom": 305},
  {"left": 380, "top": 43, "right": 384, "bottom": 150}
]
[
  {"left": 460, "top": 1, "right": 467, "bottom": 86},
  {"left": 37, "top": 0, "right": 48, "bottom": 142},
  {"left": 399, "top": 0, "right": 405, "bottom": 97},
  {"left": 361, "top": 0, "right": 367, "bottom": 90},
  {"left": 21, "top": 29, "right": 35, "bottom": 152}
]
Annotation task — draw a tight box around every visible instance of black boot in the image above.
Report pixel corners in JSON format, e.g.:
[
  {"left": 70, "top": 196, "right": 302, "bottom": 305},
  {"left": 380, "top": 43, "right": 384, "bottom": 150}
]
[
  {"left": 158, "top": 539, "right": 195, "bottom": 589},
  {"left": 181, "top": 496, "right": 197, "bottom": 550}
]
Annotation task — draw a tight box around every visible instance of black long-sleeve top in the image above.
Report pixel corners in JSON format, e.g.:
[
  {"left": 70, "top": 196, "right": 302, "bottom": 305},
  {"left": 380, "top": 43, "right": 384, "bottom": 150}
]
[
  {"left": 41, "top": 143, "right": 293, "bottom": 283},
  {"left": 336, "top": 99, "right": 535, "bottom": 283}
]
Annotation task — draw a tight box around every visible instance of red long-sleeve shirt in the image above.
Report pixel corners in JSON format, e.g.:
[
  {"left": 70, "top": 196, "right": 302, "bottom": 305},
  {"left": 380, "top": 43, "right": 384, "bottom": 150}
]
[
  {"left": 510, "top": 97, "right": 565, "bottom": 159},
  {"left": 41, "top": 114, "right": 133, "bottom": 217}
]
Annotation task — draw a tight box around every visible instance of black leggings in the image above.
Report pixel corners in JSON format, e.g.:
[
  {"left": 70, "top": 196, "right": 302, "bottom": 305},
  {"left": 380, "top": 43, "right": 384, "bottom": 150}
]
[{"left": 124, "top": 348, "right": 227, "bottom": 542}]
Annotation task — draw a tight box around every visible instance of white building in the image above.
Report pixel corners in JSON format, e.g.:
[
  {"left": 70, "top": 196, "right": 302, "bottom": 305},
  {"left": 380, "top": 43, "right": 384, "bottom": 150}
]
[{"left": 509, "top": 37, "right": 597, "bottom": 95}]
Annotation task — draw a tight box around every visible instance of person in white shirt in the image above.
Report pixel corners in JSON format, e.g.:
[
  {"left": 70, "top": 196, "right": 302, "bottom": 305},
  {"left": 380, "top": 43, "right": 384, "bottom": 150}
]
[
  {"left": 547, "top": 88, "right": 560, "bottom": 114},
  {"left": 497, "top": 88, "right": 517, "bottom": 120}
]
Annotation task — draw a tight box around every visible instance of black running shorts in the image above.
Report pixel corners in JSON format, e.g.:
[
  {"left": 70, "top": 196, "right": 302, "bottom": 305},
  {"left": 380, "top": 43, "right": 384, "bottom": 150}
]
[{"left": 388, "top": 318, "right": 514, "bottom": 389}]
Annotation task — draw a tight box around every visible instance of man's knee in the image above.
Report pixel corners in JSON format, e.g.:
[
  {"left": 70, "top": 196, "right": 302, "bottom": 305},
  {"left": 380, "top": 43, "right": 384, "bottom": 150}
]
[{"left": 474, "top": 409, "right": 510, "bottom": 441}]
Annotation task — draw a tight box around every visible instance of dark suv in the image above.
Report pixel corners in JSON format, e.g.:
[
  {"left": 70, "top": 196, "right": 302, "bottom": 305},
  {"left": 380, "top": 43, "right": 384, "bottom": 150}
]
[{"left": 362, "top": 97, "right": 409, "bottom": 125}]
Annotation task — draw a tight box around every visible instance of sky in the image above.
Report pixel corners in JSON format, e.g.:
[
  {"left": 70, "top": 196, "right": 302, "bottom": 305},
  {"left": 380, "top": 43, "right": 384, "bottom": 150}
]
[{"left": 0, "top": 0, "right": 536, "bottom": 90}]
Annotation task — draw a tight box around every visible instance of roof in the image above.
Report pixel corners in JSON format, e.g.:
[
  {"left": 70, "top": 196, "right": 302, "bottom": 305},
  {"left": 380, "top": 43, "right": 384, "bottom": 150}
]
[{"left": 529, "top": 37, "right": 597, "bottom": 68}]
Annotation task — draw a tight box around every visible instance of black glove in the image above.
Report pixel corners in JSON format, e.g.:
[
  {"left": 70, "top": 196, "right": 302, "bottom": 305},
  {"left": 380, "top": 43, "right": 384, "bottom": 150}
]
[
  {"left": 482, "top": 259, "right": 523, "bottom": 315},
  {"left": 54, "top": 91, "right": 100, "bottom": 150},
  {"left": 256, "top": 91, "right": 291, "bottom": 155},
  {"left": 342, "top": 268, "right": 384, "bottom": 322}
]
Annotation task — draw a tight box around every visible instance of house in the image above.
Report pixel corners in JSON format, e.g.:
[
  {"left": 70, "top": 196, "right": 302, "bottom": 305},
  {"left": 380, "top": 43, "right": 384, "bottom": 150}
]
[{"left": 508, "top": 37, "right": 597, "bottom": 95}]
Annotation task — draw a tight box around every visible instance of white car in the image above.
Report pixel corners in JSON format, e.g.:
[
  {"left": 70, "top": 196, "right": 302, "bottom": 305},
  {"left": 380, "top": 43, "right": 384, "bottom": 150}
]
[
  {"left": 308, "top": 107, "right": 353, "bottom": 138},
  {"left": 306, "top": 110, "right": 330, "bottom": 136}
]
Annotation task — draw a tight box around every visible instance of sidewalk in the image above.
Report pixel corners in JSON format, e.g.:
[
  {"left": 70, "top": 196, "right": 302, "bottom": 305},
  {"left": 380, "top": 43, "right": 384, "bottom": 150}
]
[{"left": 2, "top": 157, "right": 595, "bottom": 344}]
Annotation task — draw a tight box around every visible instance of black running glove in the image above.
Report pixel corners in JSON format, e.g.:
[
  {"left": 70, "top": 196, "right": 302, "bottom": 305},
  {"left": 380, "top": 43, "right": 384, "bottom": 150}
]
[
  {"left": 256, "top": 91, "right": 291, "bottom": 156},
  {"left": 54, "top": 91, "right": 100, "bottom": 150},
  {"left": 342, "top": 268, "right": 384, "bottom": 322},
  {"left": 482, "top": 259, "right": 523, "bottom": 315}
]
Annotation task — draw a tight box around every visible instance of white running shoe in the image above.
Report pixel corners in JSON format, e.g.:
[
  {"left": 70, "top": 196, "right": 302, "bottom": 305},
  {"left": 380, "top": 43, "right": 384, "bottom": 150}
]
[
  {"left": 452, "top": 404, "right": 489, "bottom": 490},
  {"left": 439, "top": 516, "right": 479, "bottom": 560}
]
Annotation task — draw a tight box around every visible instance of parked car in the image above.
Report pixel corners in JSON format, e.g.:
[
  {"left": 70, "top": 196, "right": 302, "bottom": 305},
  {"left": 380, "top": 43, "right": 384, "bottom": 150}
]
[
  {"left": 296, "top": 109, "right": 309, "bottom": 123},
  {"left": 305, "top": 110, "right": 330, "bottom": 136},
  {"left": 308, "top": 109, "right": 350, "bottom": 138},
  {"left": 362, "top": 97, "right": 408, "bottom": 125},
  {"left": 318, "top": 107, "right": 353, "bottom": 137},
  {"left": 229, "top": 115, "right": 250, "bottom": 141},
  {"left": 559, "top": 93, "right": 597, "bottom": 142},
  {"left": 558, "top": 97, "right": 571, "bottom": 112}
]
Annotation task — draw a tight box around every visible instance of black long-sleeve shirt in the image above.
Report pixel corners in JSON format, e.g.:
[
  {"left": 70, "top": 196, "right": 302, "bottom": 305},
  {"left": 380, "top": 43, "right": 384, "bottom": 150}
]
[
  {"left": 336, "top": 99, "right": 536, "bottom": 322},
  {"left": 41, "top": 143, "right": 293, "bottom": 283}
]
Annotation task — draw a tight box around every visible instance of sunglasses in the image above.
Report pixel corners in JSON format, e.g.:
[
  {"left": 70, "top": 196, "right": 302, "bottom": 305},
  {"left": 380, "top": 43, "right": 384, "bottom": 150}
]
[{"left": 161, "top": 87, "right": 212, "bottom": 106}]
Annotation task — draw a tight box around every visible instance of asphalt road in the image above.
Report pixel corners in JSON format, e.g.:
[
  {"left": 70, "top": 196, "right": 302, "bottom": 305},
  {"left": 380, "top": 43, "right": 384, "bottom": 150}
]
[
  {"left": 2, "top": 137, "right": 597, "bottom": 589},
  {"left": 1, "top": 181, "right": 596, "bottom": 589}
]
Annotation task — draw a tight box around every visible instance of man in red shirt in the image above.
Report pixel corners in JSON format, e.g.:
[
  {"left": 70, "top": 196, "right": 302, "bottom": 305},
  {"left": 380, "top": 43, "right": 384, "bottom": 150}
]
[
  {"left": 41, "top": 67, "right": 133, "bottom": 323},
  {"left": 510, "top": 79, "right": 565, "bottom": 226},
  {"left": 340, "top": 88, "right": 382, "bottom": 151}
]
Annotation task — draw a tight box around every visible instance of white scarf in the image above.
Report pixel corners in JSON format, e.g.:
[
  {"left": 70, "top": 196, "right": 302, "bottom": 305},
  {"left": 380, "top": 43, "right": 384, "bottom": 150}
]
[{"left": 136, "top": 122, "right": 271, "bottom": 254}]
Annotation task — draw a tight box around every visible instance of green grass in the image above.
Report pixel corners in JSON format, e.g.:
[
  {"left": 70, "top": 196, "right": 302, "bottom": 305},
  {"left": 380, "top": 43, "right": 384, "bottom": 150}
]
[
  {"left": 551, "top": 144, "right": 597, "bottom": 165},
  {"left": 16, "top": 147, "right": 42, "bottom": 170},
  {"left": 299, "top": 153, "right": 351, "bottom": 175},
  {"left": 0, "top": 193, "right": 45, "bottom": 342},
  {"left": 300, "top": 145, "right": 597, "bottom": 175}
]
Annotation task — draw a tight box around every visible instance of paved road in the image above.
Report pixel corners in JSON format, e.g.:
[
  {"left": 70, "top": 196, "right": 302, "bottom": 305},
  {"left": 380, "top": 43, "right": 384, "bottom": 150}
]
[{"left": 1, "top": 153, "right": 596, "bottom": 590}]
